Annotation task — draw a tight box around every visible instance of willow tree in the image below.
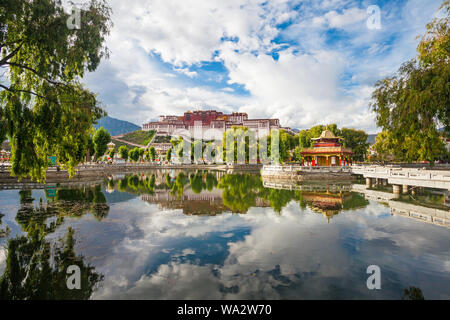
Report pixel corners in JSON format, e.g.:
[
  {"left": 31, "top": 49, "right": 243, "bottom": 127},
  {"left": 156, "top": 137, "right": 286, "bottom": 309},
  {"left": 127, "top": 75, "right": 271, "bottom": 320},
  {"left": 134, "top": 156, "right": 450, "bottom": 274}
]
[
  {"left": 370, "top": 1, "right": 449, "bottom": 163},
  {"left": 0, "top": 0, "right": 112, "bottom": 180}
]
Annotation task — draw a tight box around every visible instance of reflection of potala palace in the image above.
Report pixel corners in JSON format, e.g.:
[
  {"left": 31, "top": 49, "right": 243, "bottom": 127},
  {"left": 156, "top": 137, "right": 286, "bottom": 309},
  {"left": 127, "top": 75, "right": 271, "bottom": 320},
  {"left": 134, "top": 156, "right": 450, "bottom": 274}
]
[{"left": 142, "top": 110, "right": 293, "bottom": 137}]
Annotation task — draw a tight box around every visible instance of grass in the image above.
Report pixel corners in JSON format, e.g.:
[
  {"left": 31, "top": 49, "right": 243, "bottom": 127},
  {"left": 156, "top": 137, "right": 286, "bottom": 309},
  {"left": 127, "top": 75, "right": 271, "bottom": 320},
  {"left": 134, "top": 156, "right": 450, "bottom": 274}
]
[
  {"left": 111, "top": 139, "right": 139, "bottom": 151},
  {"left": 153, "top": 135, "right": 172, "bottom": 143},
  {"left": 119, "top": 130, "right": 156, "bottom": 146}
]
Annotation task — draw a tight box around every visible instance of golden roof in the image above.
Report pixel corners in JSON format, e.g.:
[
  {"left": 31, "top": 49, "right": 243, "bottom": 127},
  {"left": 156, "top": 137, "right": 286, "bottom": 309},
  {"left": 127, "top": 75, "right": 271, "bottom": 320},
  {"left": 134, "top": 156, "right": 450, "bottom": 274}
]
[{"left": 311, "top": 129, "right": 342, "bottom": 141}]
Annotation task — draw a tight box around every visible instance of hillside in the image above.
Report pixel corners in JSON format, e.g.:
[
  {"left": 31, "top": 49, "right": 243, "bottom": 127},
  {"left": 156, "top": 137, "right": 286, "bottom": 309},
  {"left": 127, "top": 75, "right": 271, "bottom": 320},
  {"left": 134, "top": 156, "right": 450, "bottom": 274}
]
[
  {"left": 110, "top": 138, "right": 140, "bottom": 151},
  {"left": 110, "top": 130, "right": 156, "bottom": 151},
  {"left": 119, "top": 130, "right": 156, "bottom": 146},
  {"left": 94, "top": 116, "right": 140, "bottom": 136}
]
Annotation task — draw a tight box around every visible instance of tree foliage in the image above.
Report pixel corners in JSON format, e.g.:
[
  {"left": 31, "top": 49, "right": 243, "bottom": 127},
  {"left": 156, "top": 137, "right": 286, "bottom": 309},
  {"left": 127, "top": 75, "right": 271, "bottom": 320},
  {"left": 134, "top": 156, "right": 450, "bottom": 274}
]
[
  {"left": 0, "top": 0, "right": 112, "bottom": 180},
  {"left": 339, "top": 128, "right": 368, "bottom": 161},
  {"left": 128, "top": 147, "right": 141, "bottom": 162},
  {"left": 370, "top": 1, "right": 449, "bottom": 163},
  {"left": 93, "top": 127, "right": 110, "bottom": 158},
  {"left": 118, "top": 145, "right": 128, "bottom": 161},
  {"left": 149, "top": 146, "right": 156, "bottom": 162}
]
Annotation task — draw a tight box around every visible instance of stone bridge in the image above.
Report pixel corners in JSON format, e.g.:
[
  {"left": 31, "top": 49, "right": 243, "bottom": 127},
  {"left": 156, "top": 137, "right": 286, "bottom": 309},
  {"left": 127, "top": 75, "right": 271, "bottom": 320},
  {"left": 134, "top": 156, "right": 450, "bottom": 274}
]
[{"left": 351, "top": 165, "right": 450, "bottom": 191}]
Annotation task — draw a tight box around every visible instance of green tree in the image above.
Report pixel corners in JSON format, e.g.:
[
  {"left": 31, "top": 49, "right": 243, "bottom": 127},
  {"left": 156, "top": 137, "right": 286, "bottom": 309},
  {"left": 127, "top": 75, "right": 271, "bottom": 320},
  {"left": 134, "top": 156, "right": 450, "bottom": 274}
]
[
  {"left": 166, "top": 148, "right": 172, "bottom": 161},
  {"left": 118, "top": 145, "right": 128, "bottom": 161},
  {"left": 340, "top": 128, "right": 369, "bottom": 162},
  {"left": 138, "top": 148, "right": 145, "bottom": 161},
  {"left": 109, "top": 149, "right": 115, "bottom": 159},
  {"left": 93, "top": 127, "right": 111, "bottom": 159},
  {"left": 191, "top": 140, "right": 203, "bottom": 163},
  {"left": 372, "top": 131, "right": 398, "bottom": 162},
  {"left": 149, "top": 146, "right": 157, "bottom": 162},
  {"left": 128, "top": 147, "right": 140, "bottom": 162},
  {"left": 370, "top": 1, "right": 449, "bottom": 164},
  {"left": 86, "top": 135, "right": 95, "bottom": 162},
  {"left": 0, "top": 0, "right": 112, "bottom": 181},
  {"left": 223, "top": 127, "right": 258, "bottom": 164}
]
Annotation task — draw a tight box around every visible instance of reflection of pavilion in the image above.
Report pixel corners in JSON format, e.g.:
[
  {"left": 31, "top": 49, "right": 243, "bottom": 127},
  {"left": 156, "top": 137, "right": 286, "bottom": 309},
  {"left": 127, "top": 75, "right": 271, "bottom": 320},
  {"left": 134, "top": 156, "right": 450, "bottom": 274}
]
[
  {"left": 302, "top": 191, "right": 352, "bottom": 223},
  {"left": 262, "top": 178, "right": 364, "bottom": 222}
]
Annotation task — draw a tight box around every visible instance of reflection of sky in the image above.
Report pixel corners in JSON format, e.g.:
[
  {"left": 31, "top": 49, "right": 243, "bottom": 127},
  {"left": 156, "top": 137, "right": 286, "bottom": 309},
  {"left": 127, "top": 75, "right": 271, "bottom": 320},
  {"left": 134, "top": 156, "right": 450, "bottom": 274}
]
[{"left": 1, "top": 187, "right": 450, "bottom": 300}]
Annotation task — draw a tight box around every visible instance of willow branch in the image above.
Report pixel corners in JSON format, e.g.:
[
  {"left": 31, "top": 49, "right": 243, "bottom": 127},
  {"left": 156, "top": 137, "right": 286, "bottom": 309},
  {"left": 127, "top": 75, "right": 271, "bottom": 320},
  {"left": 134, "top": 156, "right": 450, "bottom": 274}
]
[{"left": 0, "top": 42, "right": 24, "bottom": 66}]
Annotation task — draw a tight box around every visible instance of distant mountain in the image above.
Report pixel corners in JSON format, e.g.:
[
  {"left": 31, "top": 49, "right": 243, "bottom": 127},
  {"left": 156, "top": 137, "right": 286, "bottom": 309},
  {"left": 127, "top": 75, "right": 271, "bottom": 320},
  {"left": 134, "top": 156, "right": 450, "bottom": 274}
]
[
  {"left": 367, "top": 134, "right": 378, "bottom": 145},
  {"left": 94, "top": 116, "right": 140, "bottom": 136}
]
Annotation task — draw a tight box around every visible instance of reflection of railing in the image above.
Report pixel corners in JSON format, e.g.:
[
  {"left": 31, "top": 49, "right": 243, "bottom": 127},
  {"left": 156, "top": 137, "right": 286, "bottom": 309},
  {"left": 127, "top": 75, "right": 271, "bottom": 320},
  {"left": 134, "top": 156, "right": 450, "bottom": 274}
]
[
  {"left": 0, "top": 179, "right": 105, "bottom": 190},
  {"left": 0, "top": 163, "right": 11, "bottom": 172},
  {"left": 351, "top": 184, "right": 397, "bottom": 202},
  {"left": 352, "top": 184, "right": 450, "bottom": 228},
  {"left": 389, "top": 200, "right": 450, "bottom": 229},
  {"left": 262, "top": 165, "right": 352, "bottom": 174},
  {"left": 262, "top": 180, "right": 353, "bottom": 192}
]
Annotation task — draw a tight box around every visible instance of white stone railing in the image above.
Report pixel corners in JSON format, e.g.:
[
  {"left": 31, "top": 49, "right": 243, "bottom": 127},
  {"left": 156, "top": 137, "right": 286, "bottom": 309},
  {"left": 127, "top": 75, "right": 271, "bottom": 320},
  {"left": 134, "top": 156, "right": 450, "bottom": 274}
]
[
  {"left": 262, "top": 165, "right": 352, "bottom": 174},
  {"left": 351, "top": 165, "right": 450, "bottom": 182}
]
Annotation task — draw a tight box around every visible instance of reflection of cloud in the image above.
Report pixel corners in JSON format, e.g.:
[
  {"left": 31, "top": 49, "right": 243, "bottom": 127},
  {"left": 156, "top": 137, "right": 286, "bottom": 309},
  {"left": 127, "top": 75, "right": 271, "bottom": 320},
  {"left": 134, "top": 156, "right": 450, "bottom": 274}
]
[
  {"left": 88, "top": 198, "right": 450, "bottom": 300},
  {"left": 0, "top": 246, "right": 6, "bottom": 275},
  {"left": 97, "top": 263, "right": 222, "bottom": 300}
]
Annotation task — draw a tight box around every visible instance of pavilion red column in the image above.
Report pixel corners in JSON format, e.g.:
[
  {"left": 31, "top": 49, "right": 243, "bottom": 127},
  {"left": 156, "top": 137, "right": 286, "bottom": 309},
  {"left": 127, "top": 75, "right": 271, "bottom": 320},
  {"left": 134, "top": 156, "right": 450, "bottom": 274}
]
[
  {"left": 326, "top": 157, "right": 329, "bottom": 166},
  {"left": 339, "top": 156, "right": 342, "bottom": 166},
  {"left": 302, "top": 158, "right": 304, "bottom": 166}
]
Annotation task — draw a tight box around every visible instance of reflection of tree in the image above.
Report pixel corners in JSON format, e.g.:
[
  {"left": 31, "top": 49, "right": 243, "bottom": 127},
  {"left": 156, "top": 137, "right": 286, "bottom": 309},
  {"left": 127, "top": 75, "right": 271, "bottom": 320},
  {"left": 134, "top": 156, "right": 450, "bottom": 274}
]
[
  {"left": 0, "top": 227, "right": 103, "bottom": 300},
  {"left": 342, "top": 193, "right": 369, "bottom": 210},
  {"left": 19, "top": 190, "right": 34, "bottom": 204},
  {"left": 218, "top": 174, "right": 262, "bottom": 213},
  {"left": 171, "top": 172, "right": 188, "bottom": 199},
  {"left": 0, "top": 185, "right": 107, "bottom": 299},
  {"left": 116, "top": 174, "right": 156, "bottom": 195},
  {"left": 402, "top": 287, "right": 425, "bottom": 300},
  {"left": 190, "top": 173, "right": 206, "bottom": 194},
  {"left": 53, "top": 185, "right": 109, "bottom": 221},
  {"left": 205, "top": 173, "right": 218, "bottom": 191},
  {"left": 0, "top": 212, "right": 10, "bottom": 238},
  {"left": 260, "top": 188, "right": 296, "bottom": 215},
  {"left": 15, "top": 186, "right": 110, "bottom": 234}
]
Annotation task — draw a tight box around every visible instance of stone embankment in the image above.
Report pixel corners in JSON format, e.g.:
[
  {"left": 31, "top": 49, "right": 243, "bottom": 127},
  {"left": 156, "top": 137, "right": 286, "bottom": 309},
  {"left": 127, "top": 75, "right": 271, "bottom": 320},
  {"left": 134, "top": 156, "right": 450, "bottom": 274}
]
[{"left": 0, "top": 163, "right": 263, "bottom": 185}]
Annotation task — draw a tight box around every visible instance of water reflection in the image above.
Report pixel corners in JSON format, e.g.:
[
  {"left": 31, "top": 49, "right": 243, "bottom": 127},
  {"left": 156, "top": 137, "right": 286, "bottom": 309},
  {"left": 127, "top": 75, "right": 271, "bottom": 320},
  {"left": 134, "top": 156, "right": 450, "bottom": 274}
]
[
  {"left": 0, "top": 186, "right": 107, "bottom": 299},
  {"left": 111, "top": 171, "right": 369, "bottom": 218},
  {"left": 0, "top": 171, "right": 449, "bottom": 300}
]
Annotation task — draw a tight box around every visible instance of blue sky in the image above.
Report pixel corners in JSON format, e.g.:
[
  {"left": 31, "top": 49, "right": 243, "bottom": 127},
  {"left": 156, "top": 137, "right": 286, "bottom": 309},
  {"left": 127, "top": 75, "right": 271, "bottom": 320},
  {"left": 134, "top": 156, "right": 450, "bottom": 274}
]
[{"left": 82, "top": 0, "right": 444, "bottom": 133}]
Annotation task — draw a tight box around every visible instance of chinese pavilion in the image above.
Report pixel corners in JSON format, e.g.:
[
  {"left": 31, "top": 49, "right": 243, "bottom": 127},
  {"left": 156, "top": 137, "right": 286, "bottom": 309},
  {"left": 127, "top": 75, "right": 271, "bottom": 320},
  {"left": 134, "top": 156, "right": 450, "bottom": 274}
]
[{"left": 300, "top": 129, "right": 353, "bottom": 166}]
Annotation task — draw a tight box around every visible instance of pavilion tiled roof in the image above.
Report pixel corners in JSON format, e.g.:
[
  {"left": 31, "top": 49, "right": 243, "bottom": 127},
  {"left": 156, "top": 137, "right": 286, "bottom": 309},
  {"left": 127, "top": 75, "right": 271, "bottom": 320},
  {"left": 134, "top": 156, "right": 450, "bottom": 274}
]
[{"left": 311, "top": 129, "right": 343, "bottom": 141}]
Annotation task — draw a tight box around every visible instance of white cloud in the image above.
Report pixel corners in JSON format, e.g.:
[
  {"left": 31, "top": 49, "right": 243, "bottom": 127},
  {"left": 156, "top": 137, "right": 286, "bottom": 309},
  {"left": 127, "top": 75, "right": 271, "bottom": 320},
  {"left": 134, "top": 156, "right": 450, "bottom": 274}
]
[{"left": 324, "top": 7, "right": 367, "bottom": 29}]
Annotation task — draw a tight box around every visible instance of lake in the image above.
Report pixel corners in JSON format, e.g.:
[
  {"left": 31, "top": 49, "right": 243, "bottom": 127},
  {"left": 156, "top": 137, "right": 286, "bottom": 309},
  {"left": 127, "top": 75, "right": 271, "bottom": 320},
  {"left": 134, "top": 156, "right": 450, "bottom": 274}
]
[{"left": 0, "top": 170, "right": 449, "bottom": 300}]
